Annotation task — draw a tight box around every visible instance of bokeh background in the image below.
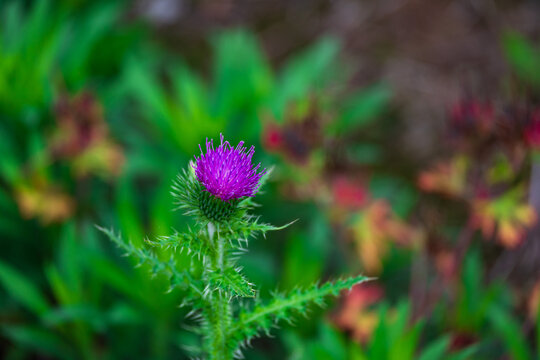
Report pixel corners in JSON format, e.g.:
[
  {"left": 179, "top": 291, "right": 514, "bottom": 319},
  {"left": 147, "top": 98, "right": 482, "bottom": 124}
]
[{"left": 1, "top": 0, "right": 540, "bottom": 359}]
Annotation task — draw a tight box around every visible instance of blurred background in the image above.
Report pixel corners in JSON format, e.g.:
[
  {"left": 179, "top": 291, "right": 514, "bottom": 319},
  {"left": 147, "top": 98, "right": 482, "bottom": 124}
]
[{"left": 1, "top": 0, "right": 540, "bottom": 359}]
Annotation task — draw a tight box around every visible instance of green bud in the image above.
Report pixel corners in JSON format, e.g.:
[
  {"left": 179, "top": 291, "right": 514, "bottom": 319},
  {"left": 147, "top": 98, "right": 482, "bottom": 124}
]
[{"left": 198, "top": 191, "right": 239, "bottom": 223}]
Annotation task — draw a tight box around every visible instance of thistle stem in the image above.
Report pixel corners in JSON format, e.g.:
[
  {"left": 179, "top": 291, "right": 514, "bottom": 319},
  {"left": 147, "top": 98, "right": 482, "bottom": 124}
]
[{"left": 205, "top": 223, "right": 232, "bottom": 360}]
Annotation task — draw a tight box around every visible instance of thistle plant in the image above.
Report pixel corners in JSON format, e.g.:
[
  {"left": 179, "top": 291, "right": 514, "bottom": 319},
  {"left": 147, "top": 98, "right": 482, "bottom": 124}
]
[{"left": 100, "top": 134, "right": 368, "bottom": 359}]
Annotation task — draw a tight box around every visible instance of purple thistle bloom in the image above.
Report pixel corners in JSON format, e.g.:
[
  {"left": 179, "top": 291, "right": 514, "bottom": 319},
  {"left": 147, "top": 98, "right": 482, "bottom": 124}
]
[{"left": 193, "top": 134, "right": 266, "bottom": 201}]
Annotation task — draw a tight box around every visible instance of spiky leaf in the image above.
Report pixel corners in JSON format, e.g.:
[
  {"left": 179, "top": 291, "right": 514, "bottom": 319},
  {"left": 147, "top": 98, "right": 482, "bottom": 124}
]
[
  {"left": 208, "top": 267, "right": 255, "bottom": 298},
  {"left": 97, "top": 226, "right": 204, "bottom": 297},
  {"left": 228, "top": 275, "right": 370, "bottom": 350},
  {"left": 148, "top": 228, "right": 211, "bottom": 263}
]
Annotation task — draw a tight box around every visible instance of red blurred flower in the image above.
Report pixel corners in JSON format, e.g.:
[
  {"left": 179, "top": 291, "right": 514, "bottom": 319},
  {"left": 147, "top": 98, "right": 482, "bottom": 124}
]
[
  {"left": 450, "top": 99, "right": 494, "bottom": 138},
  {"left": 332, "top": 176, "right": 367, "bottom": 209},
  {"left": 261, "top": 105, "right": 323, "bottom": 164},
  {"left": 262, "top": 123, "right": 284, "bottom": 152},
  {"left": 524, "top": 110, "right": 540, "bottom": 149}
]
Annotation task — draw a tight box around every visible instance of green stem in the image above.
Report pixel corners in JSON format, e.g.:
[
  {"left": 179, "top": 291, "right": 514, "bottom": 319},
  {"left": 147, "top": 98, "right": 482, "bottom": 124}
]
[{"left": 205, "top": 223, "right": 233, "bottom": 360}]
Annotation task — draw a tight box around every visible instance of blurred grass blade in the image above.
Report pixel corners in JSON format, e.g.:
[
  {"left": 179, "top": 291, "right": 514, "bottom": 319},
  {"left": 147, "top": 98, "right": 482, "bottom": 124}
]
[
  {"left": 418, "top": 336, "right": 450, "bottom": 360},
  {"left": 330, "top": 84, "right": 391, "bottom": 135},
  {"left": 42, "top": 305, "right": 105, "bottom": 329},
  {"left": 212, "top": 30, "right": 273, "bottom": 119},
  {"left": 272, "top": 37, "right": 340, "bottom": 120},
  {"left": 502, "top": 31, "right": 540, "bottom": 88},
  {"left": 489, "top": 306, "right": 532, "bottom": 360},
  {"left": 446, "top": 345, "right": 479, "bottom": 360},
  {"left": 63, "top": 3, "right": 120, "bottom": 85},
  {"left": 0, "top": 260, "right": 49, "bottom": 315},
  {"left": 2, "top": 325, "right": 72, "bottom": 359}
]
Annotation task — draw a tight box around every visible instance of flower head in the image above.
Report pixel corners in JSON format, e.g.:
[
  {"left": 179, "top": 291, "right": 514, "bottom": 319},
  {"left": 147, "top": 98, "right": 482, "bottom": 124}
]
[
  {"left": 450, "top": 99, "right": 494, "bottom": 138},
  {"left": 193, "top": 134, "right": 265, "bottom": 201}
]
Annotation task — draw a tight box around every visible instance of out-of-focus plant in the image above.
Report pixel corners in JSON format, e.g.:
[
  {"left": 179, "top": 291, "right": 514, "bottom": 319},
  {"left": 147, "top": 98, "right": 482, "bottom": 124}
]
[
  {"left": 11, "top": 91, "right": 125, "bottom": 224},
  {"left": 434, "top": 250, "right": 540, "bottom": 360},
  {"left": 331, "top": 300, "right": 478, "bottom": 360},
  {"left": 0, "top": 0, "right": 136, "bottom": 225},
  {"left": 100, "top": 135, "right": 368, "bottom": 359},
  {"left": 334, "top": 283, "right": 384, "bottom": 342},
  {"left": 415, "top": 90, "right": 540, "bottom": 358},
  {"left": 418, "top": 98, "right": 538, "bottom": 248},
  {"left": 0, "top": 219, "right": 201, "bottom": 359}
]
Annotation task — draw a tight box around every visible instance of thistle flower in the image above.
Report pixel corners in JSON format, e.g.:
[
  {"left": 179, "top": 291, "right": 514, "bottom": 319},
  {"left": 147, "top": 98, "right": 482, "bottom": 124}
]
[
  {"left": 194, "top": 134, "right": 265, "bottom": 201},
  {"left": 189, "top": 134, "right": 266, "bottom": 223}
]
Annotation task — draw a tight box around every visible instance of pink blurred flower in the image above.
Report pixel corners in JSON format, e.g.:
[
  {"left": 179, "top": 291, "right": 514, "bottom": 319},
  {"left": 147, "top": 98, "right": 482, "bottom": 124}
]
[
  {"left": 450, "top": 99, "right": 494, "bottom": 138},
  {"left": 332, "top": 177, "right": 367, "bottom": 209},
  {"left": 524, "top": 110, "right": 540, "bottom": 149},
  {"left": 262, "top": 123, "right": 284, "bottom": 152}
]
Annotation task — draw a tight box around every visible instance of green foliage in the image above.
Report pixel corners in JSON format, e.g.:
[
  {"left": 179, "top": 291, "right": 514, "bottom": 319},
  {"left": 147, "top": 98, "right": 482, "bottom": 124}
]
[
  {"left": 282, "top": 210, "right": 330, "bottom": 289},
  {"left": 281, "top": 322, "right": 351, "bottom": 360},
  {"left": 503, "top": 31, "right": 540, "bottom": 88},
  {"left": 0, "top": 0, "right": 62, "bottom": 114},
  {"left": 212, "top": 30, "right": 273, "bottom": 123},
  {"left": 353, "top": 302, "right": 477, "bottom": 360},
  {"left": 122, "top": 55, "right": 225, "bottom": 153},
  {"left": 453, "top": 251, "right": 511, "bottom": 333},
  {"left": 2, "top": 325, "right": 74, "bottom": 359},
  {"left": 0, "top": 261, "right": 49, "bottom": 315},
  {"left": 0, "top": 0, "right": 129, "bottom": 118},
  {"left": 488, "top": 306, "right": 532, "bottom": 360},
  {"left": 270, "top": 37, "right": 340, "bottom": 120},
  {"left": 329, "top": 84, "right": 392, "bottom": 135}
]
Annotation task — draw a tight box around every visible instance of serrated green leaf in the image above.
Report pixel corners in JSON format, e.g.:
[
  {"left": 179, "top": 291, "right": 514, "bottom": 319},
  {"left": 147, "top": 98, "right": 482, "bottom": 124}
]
[
  {"left": 229, "top": 275, "right": 370, "bottom": 349},
  {"left": 96, "top": 226, "right": 204, "bottom": 298},
  {"left": 149, "top": 228, "right": 210, "bottom": 262},
  {"left": 227, "top": 216, "right": 296, "bottom": 241},
  {"left": 208, "top": 267, "right": 255, "bottom": 298}
]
